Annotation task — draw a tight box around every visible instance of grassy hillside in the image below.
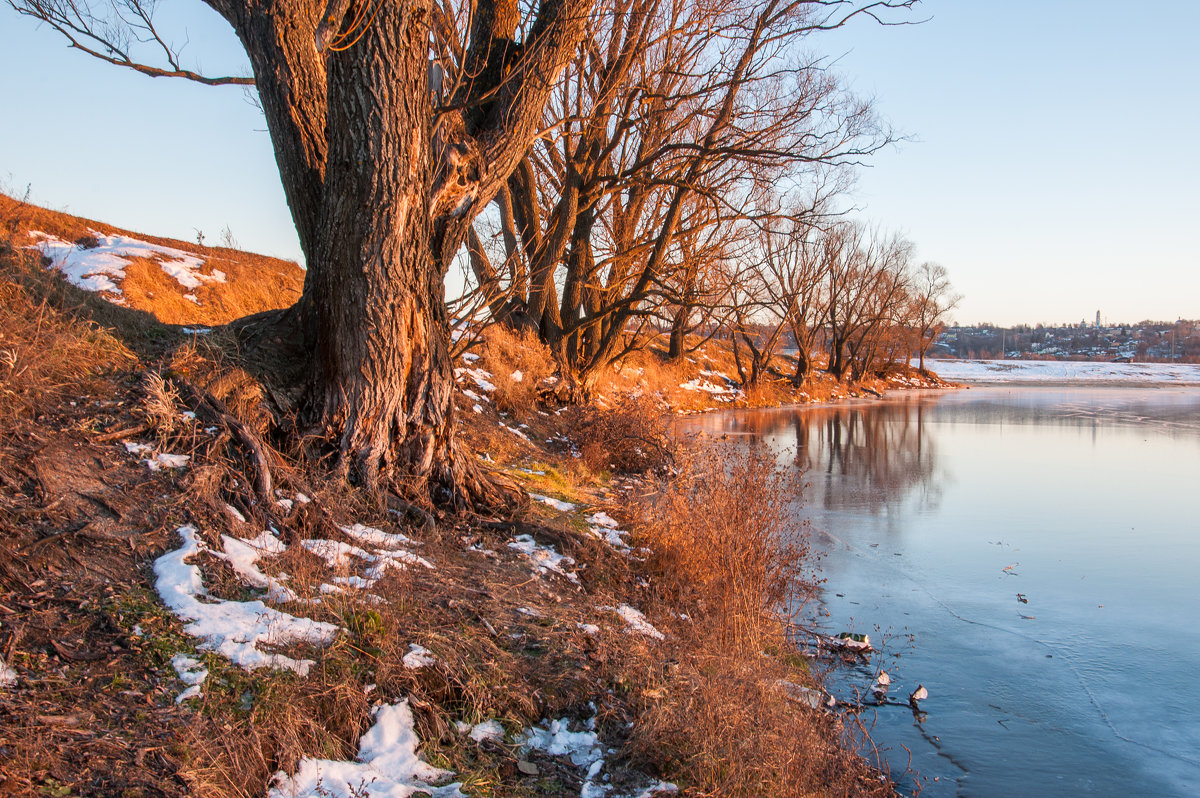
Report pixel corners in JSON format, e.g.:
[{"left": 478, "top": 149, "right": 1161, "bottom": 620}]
[{"left": 0, "top": 193, "right": 304, "bottom": 327}]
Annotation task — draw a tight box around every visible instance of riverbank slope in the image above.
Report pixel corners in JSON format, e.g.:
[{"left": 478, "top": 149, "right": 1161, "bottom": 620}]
[{"left": 0, "top": 202, "right": 905, "bottom": 797}]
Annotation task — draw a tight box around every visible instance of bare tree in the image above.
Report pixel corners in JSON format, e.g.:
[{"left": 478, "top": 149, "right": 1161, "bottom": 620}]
[
  {"left": 909, "top": 260, "right": 959, "bottom": 371},
  {"left": 824, "top": 223, "right": 913, "bottom": 380},
  {"left": 11, "top": 0, "right": 594, "bottom": 504}
]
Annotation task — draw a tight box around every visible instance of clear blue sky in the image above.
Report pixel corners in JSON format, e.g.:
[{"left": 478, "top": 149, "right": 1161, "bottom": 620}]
[{"left": 2, "top": 0, "right": 1197, "bottom": 326}]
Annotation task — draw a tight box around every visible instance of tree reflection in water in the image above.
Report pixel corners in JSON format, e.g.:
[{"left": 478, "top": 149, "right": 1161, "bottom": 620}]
[{"left": 678, "top": 397, "right": 946, "bottom": 518}]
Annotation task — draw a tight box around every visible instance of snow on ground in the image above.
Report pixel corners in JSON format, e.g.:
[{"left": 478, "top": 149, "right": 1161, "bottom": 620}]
[
  {"left": 530, "top": 493, "right": 577, "bottom": 512},
  {"left": 587, "top": 511, "right": 618, "bottom": 529},
  {"left": 0, "top": 656, "right": 17, "bottom": 687},
  {"left": 609, "top": 605, "right": 664, "bottom": 640},
  {"left": 144, "top": 452, "right": 189, "bottom": 471},
  {"left": 302, "top": 537, "right": 434, "bottom": 588},
  {"left": 926, "top": 358, "right": 1200, "bottom": 385},
  {"left": 268, "top": 699, "right": 464, "bottom": 798},
  {"left": 154, "top": 525, "right": 341, "bottom": 675},
  {"left": 27, "top": 230, "right": 225, "bottom": 298},
  {"left": 679, "top": 372, "right": 742, "bottom": 401},
  {"left": 508, "top": 534, "right": 580, "bottom": 584},
  {"left": 586, "top": 511, "right": 631, "bottom": 552},
  {"left": 123, "top": 440, "right": 190, "bottom": 471},
  {"left": 171, "top": 654, "right": 208, "bottom": 704},
  {"left": 215, "top": 531, "right": 299, "bottom": 603},
  {"left": 454, "top": 367, "right": 497, "bottom": 393},
  {"left": 301, "top": 538, "right": 374, "bottom": 569},
  {"left": 501, "top": 422, "right": 530, "bottom": 440},
  {"left": 341, "top": 523, "right": 417, "bottom": 550},
  {"left": 402, "top": 644, "right": 436, "bottom": 670},
  {"left": 463, "top": 719, "right": 505, "bottom": 743},
  {"left": 521, "top": 716, "right": 677, "bottom": 798}
]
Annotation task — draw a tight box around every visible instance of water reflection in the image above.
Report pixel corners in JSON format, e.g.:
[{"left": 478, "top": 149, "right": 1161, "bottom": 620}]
[{"left": 680, "top": 396, "right": 946, "bottom": 519}]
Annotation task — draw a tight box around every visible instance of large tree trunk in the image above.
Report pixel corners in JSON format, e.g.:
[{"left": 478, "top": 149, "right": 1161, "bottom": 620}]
[
  {"left": 300, "top": 0, "right": 509, "bottom": 507},
  {"left": 308, "top": 1, "right": 443, "bottom": 486}
]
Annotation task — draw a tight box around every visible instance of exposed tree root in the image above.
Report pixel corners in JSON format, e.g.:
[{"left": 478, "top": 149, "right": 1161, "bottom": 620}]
[{"left": 174, "top": 376, "right": 276, "bottom": 503}]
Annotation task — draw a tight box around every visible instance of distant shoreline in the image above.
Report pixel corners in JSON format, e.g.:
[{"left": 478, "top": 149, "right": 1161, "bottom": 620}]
[{"left": 924, "top": 358, "right": 1200, "bottom": 387}]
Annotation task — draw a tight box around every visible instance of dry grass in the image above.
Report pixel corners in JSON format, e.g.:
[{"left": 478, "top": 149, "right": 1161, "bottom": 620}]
[
  {"left": 617, "top": 447, "right": 891, "bottom": 797},
  {"left": 476, "top": 325, "right": 556, "bottom": 419},
  {"left": 0, "top": 246, "right": 135, "bottom": 423},
  {"left": 631, "top": 653, "right": 891, "bottom": 798},
  {"left": 635, "top": 446, "right": 813, "bottom": 652}
]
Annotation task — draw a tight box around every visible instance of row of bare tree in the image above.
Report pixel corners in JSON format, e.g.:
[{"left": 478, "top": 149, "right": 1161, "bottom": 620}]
[{"left": 450, "top": 0, "right": 957, "bottom": 398}]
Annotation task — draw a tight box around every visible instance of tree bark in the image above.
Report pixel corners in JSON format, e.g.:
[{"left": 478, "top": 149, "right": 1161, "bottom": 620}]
[{"left": 301, "top": 0, "right": 515, "bottom": 507}]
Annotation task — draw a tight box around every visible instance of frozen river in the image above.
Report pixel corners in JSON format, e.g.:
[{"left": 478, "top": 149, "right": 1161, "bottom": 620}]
[{"left": 679, "top": 386, "right": 1200, "bottom": 796}]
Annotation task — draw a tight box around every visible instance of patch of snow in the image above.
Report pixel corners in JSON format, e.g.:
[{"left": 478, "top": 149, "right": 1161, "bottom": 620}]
[
  {"left": 473, "top": 404, "right": 483, "bottom": 414},
  {"left": 500, "top": 422, "right": 529, "bottom": 440},
  {"left": 586, "top": 511, "right": 619, "bottom": 528},
  {"left": 522, "top": 716, "right": 602, "bottom": 767},
  {"left": 529, "top": 493, "right": 577, "bottom": 512},
  {"left": 577, "top": 623, "right": 600, "bottom": 635},
  {"left": 269, "top": 699, "right": 464, "bottom": 798},
  {"left": 521, "top": 716, "right": 627, "bottom": 797},
  {"left": 27, "top": 230, "right": 225, "bottom": 296},
  {"left": 154, "top": 525, "right": 339, "bottom": 675},
  {"left": 341, "top": 523, "right": 416, "bottom": 551},
  {"left": 510, "top": 370, "right": 524, "bottom": 382},
  {"left": 182, "top": 327, "right": 212, "bottom": 335},
  {"left": 508, "top": 535, "right": 580, "bottom": 584},
  {"left": 611, "top": 605, "right": 664, "bottom": 640},
  {"left": 468, "top": 719, "right": 505, "bottom": 743},
  {"left": 0, "top": 656, "right": 17, "bottom": 687},
  {"left": 123, "top": 441, "right": 152, "bottom": 455},
  {"left": 144, "top": 452, "right": 189, "bottom": 471},
  {"left": 301, "top": 539, "right": 374, "bottom": 569},
  {"left": 462, "top": 352, "right": 480, "bottom": 363},
  {"left": 586, "top": 511, "right": 630, "bottom": 552},
  {"left": 402, "top": 644, "right": 436, "bottom": 670},
  {"left": 454, "top": 367, "right": 496, "bottom": 393},
  {"left": 679, "top": 378, "right": 741, "bottom": 399},
  {"left": 625, "top": 782, "right": 679, "bottom": 797},
  {"left": 214, "top": 531, "right": 298, "bottom": 603},
  {"left": 302, "top": 537, "right": 433, "bottom": 583},
  {"left": 276, "top": 498, "right": 294, "bottom": 511},
  {"left": 171, "top": 654, "right": 208, "bottom": 704},
  {"left": 366, "top": 549, "right": 435, "bottom": 575}
]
